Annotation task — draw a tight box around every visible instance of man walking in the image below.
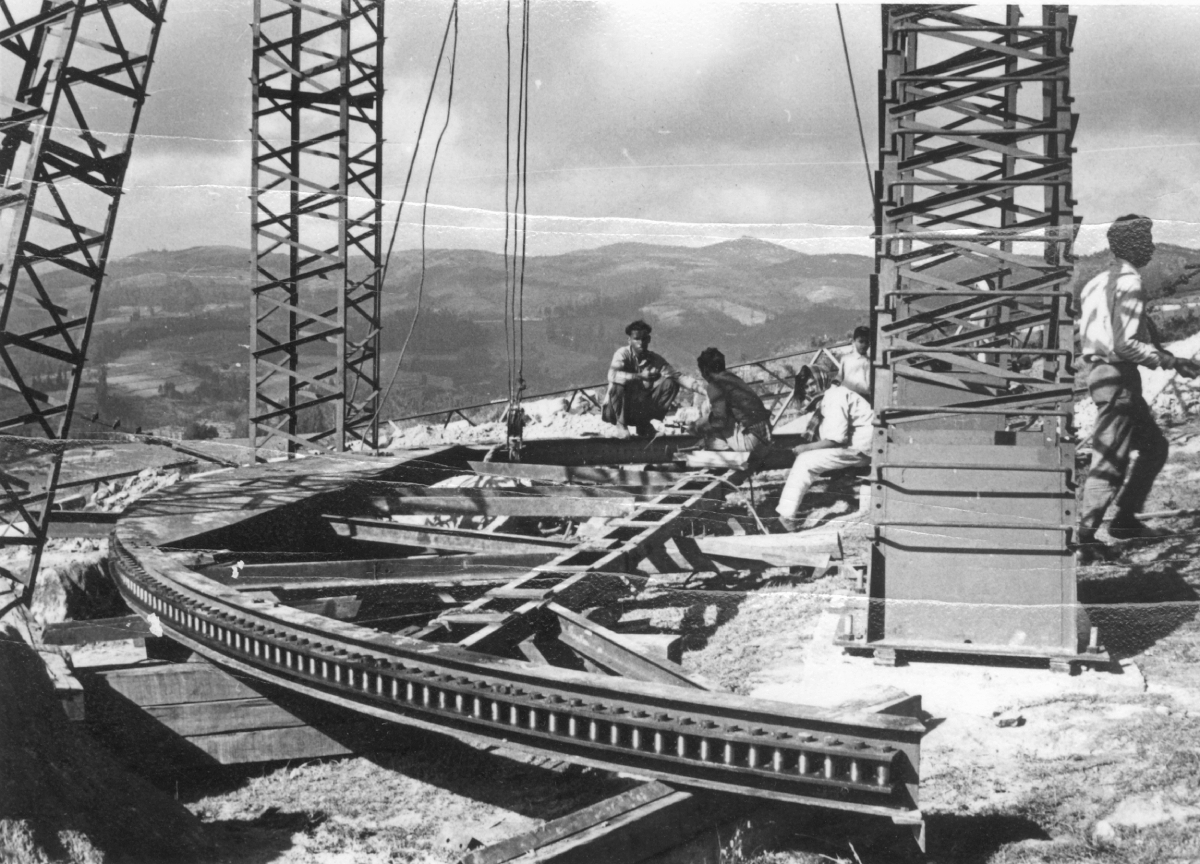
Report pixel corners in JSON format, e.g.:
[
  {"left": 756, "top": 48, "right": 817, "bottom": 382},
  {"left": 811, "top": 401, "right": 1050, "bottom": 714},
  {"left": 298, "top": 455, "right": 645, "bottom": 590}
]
[
  {"left": 601, "top": 320, "right": 680, "bottom": 437},
  {"left": 690, "top": 347, "right": 772, "bottom": 469},
  {"left": 775, "top": 364, "right": 874, "bottom": 531},
  {"left": 1078, "top": 214, "right": 1200, "bottom": 562}
]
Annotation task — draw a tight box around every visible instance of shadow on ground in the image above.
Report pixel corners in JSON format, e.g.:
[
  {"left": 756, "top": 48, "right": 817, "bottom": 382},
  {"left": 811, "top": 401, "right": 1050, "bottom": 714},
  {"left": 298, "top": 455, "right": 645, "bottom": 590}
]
[{"left": 1080, "top": 560, "right": 1200, "bottom": 658}]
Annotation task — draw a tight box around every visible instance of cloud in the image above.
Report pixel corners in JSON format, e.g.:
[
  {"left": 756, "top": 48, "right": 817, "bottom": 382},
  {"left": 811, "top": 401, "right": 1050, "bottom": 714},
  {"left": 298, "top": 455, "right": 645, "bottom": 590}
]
[{"left": 75, "top": 2, "right": 1200, "bottom": 257}]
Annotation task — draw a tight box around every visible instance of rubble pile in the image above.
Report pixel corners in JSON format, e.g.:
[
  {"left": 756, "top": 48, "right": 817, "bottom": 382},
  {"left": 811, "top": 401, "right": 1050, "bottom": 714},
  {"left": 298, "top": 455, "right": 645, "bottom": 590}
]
[{"left": 86, "top": 466, "right": 183, "bottom": 513}]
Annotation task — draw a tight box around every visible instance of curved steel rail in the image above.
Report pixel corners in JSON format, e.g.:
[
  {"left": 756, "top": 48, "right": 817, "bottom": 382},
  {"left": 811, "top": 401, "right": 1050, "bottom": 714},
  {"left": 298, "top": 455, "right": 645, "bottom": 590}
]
[{"left": 109, "top": 448, "right": 923, "bottom": 825}]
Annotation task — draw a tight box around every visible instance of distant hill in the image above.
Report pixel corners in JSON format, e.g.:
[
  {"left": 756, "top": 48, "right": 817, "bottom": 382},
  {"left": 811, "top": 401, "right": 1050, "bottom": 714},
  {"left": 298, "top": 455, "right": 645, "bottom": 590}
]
[{"left": 76, "top": 238, "right": 873, "bottom": 433}]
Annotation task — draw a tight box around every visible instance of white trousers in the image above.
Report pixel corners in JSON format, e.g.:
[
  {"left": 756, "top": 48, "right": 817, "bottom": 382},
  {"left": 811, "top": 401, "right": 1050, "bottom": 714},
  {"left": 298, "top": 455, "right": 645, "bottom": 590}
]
[{"left": 775, "top": 448, "right": 869, "bottom": 519}]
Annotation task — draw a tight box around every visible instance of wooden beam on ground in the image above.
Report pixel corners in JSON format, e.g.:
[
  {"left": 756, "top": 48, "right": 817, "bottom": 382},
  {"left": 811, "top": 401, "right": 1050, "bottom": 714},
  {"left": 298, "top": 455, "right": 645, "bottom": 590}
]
[
  {"left": 325, "top": 516, "right": 575, "bottom": 555},
  {"left": 202, "top": 552, "right": 557, "bottom": 586},
  {"left": 45, "top": 510, "right": 121, "bottom": 538},
  {"left": 365, "top": 492, "right": 638, "bottom": 519},
  {"left": 550, "top": 604, "right": 706, "bottom": 689},
  {"left": 458, "top": 781, "right": 725, "bottom": 864},
  {"left": 693, "top": 530, "right": 842, "bottom": 569},
  {"left": 468, "top": 461, "right": 686, "bottom": 488},
  {"left": 41, "top": 614, "right": 152, "bottom": 645},
  {"left": 423, "top": 470, "right": 742, "bottom": 655},
  {"left": 363, "top": 483, "right": 637, "bottom": 499}
]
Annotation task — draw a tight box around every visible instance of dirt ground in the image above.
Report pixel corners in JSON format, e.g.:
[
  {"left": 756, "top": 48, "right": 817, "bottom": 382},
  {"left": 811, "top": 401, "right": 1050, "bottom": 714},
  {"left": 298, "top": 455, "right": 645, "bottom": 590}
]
[
  {"left": 169, "top": 427, "right": 1200, "bottom": 864},
  {"left": 8, "top": 402, "right": 1200, "bottom": 863}
]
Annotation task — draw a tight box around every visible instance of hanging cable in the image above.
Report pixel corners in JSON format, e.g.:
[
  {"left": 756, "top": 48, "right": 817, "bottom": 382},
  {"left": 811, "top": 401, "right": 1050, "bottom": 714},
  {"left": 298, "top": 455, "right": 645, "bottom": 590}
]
[
  {"left": 502, "top": 0, "right": 532, "bottom": 458},
  {"left": 836, "top": 4, "right": 874, "bottom": 202},
  {"left": 517, "top": 0, "right": 531, "bottom": 390},
  {"left": 373, "top": 0, "right": 460, "bottom": 433},
  {"left": 502, "top": 0, "right": 515, "bottom": 405}
]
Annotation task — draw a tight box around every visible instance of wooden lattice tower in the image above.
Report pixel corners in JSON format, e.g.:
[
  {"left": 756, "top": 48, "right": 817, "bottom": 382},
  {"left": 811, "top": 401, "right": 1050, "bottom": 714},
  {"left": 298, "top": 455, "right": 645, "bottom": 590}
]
[
  {"left": 249, "top": 0, "right": 384, "bottom": 459},
  {"left": 0, "top": 0, "right": 167, "bottom": 604},
  {"left": 852, "top": 5, "right": 1098, "bottom": 669}
]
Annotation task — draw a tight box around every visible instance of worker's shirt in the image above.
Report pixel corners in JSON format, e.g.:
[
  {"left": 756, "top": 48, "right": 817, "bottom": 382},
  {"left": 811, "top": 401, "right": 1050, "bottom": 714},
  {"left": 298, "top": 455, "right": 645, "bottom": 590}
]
[
  {"left": 817, "top": 384, "right": 875, "bottom": 455},
  {"left": 699, "top": 370, "right": 770, "bottom": 434},
  {"left": 606, "top": 346, "right": 678, "bottom": 387},
  {"left": 1080, "top": 259, "right": 1167, "bottom": 368},
  {"left": 837, "top": 350, "right": 872, "bottom": 400}
]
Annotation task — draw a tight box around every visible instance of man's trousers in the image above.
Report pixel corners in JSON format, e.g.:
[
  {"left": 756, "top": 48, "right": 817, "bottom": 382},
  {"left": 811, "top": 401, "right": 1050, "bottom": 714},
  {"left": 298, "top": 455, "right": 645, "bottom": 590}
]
[
  {"left": 775, "top": 447, "right": 869, "bottom": 520},
  {"left": 602, "top": 378, "right": 679, "bottom": 430},
  {"left": 1079, "top": 360, "right": 1169, "bottom": 533}
]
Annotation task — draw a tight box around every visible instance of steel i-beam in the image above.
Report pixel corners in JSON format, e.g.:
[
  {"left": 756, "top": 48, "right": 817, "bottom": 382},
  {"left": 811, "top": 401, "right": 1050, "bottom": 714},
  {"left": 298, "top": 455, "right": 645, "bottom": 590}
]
[
  {"left": 249, "top": 0, "right": 384, "bottom": 459},
  {"left": 0, "top": 0, "right": 167, "bottom": 603},
  {"left": 847, "top": 5, "right": 1100, "bottom": 668}
]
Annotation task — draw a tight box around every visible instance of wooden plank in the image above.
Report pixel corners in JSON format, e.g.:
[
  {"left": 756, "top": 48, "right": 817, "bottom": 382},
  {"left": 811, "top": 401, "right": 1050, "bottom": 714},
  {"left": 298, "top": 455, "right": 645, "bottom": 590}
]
[
  {"left": 459, "top": 781, "right": 742, "bottom": 864},
  {"left": 42, "top": 614, "right": 151, "bottom": 645},
  {"left": 370, "top": 483, "right": 636, "bottom": 499},
  {"left": 205, "top": 552, "right": 558, "bottom": 585},
  {"left": 550, "top": 604, "right": 706, "bottom": 690},
  {"left": 184, "top": 723, "right": 378, "bottom": 764},
  {"left": 45, "top": 510, "right": 121, "bottom": 538},
  {"left": 468, "top": 461, "right": 685, "bottom": 487},
  {"left": 620, "top": 634, "right": 683, "bottom": 665},
  {"left": 326, "top": 516, "right": 575, "bottom": 555},
  {"left": 139, "top": 695, "right": 350, "bottom": 737},
  {"left": 88, "top": 660, "right": 261, "bottom": 706},
  {"left": 460, "top": 782, "right": 679, "bottom": 864},
  {"left": 694, "top": 531, "right": 841, "bottom": 568},
  {"left": 288, "top": 595, "right": 361, "bottom": 620},
  {"left": 38, "top": 651, "right": 85, "bottom": 721},
  {"left": 68, "top": 639, "right": 147, "bottom": 669},
  {"left": 367, "top": 493, "right": 637, "bottom": 519}
]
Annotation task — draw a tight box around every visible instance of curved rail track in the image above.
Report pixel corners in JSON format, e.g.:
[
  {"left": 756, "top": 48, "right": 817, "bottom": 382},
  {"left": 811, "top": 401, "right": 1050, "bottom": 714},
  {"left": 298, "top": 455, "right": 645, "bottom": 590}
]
[{"left": 109, "top": 442, "right": 924, "bottom": 830}]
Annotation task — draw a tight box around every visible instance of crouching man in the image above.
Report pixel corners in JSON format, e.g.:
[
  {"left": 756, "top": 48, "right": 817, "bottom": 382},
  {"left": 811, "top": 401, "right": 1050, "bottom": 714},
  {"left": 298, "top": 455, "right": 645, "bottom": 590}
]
[
  {"left": 690, "top": 347, "right": 772, "bottom": 469},
  {"left": 601, "top": 319, "right": 680, "bottom": 437},
  {"left": 775, "top": 365, "right": 874, "bottom": 531}
]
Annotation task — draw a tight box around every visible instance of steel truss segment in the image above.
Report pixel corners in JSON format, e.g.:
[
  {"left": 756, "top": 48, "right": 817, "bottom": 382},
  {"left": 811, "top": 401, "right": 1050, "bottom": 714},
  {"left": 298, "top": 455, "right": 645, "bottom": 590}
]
[
  {"left": 862, "top": 6, "right": 1094, "bottom": 664},
  {"left": 875, "top": 4, "right": 1077, "bottom": 424},
  {"left": 250, "top": 0, "right": 383, "bottom": 460},
  {"left": 0, "top": 0, "right": 166, "bottom": 599}
]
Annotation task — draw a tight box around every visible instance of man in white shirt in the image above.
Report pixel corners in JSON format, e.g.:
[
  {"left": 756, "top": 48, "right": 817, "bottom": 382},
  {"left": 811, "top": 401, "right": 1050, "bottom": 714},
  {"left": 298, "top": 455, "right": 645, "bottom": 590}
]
[
  {"left": 837, "top": 325, "right": 872, "bottom": 400},
  {"left": 775, "top": 364, "right": 874, "bottom": 530},
  {"left": 1078, "top": 214, "right": 1200, "bottom": 562}
]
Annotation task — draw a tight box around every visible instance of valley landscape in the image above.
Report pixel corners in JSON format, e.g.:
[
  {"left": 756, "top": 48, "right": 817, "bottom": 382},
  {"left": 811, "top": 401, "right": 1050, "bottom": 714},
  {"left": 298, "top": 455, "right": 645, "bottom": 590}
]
[
  {"left": 40, "top": 238, "right": 875, "bottom": 439},
  {"left": 23, "top": 236, "right": 1200, "bottom": 442}
]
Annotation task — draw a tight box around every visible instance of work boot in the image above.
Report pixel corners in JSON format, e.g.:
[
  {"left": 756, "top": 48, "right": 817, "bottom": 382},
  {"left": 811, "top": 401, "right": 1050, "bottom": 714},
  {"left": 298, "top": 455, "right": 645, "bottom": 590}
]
[
  {"left": 1075, "top": 530, "right": 1117, "bottom": 565},
  {"left": 1108, "top": 512, "right": 1171, "bottom": 542}
]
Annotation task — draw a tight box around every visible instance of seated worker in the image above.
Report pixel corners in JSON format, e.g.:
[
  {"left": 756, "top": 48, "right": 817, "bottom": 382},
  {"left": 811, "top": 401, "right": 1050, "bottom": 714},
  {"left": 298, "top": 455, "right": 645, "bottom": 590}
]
[
  {"left": 689, "top": 347, "right": 772, "bottom": 468},
  {"left": 838, "top": 325, "right": 872, "bottom": 400},
  {"left": 601, "top": 319, "right": 680, "bottom": 437},
  {"left": 776, "top": 364, "right": 874, "bottom": 530}
]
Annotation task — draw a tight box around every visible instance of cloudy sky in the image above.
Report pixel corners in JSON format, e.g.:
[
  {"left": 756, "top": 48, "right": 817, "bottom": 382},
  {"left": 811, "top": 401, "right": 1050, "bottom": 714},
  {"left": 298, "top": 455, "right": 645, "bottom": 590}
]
[{"left": 107, "top": 1, "right": 1200, "bottom": 258}]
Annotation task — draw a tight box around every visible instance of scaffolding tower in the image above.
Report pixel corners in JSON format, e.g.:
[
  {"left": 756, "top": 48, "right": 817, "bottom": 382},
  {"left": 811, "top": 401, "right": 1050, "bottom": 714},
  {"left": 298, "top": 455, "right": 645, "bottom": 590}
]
[
  {"left": 843, "top": 5, "right": 1098, "bottom": 670},
  {"left": 0, "top": 0, "right": 167, "bottom": 603},
  {"left": 249, "top": 0, "right": 385, "bottom": 459}
]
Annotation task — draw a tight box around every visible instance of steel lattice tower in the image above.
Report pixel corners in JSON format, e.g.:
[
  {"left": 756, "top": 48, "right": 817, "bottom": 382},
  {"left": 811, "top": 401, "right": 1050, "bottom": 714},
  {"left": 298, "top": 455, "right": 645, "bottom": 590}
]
[
  {"left": 249, "top": 0, "right": 384, "bottom": 459},
  {"left": 0, "top": 0, "right": 167, "bottom": 604},
  {"left": 846, "top": 5, "right": 1098, "bottom": 669}
]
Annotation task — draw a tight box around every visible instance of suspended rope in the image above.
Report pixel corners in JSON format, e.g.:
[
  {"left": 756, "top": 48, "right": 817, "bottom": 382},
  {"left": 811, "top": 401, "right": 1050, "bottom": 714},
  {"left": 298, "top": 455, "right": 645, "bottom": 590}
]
[
  {"left": 835, "top": 4, "right": 874, "bottom": 203},
  {"left": 372, "top": 0, "right": 460, "bottom": 434},
  {"left": 517, "top": 0, "right": 531, "bottom": 390},
  {"left": 503, "top": 0, "right": 532, "bottom": 458}
]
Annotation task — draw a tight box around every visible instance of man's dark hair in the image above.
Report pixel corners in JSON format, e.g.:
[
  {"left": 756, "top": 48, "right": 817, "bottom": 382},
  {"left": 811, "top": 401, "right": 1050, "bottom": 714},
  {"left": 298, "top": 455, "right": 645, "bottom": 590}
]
[
  {"left": 1107, "top": 214, "right": 1154, "bottom": 265},
  {"left": 853, "top": 325, "right": 872, "bottom": 343},
  {"left": 697, "top": 347, "right": 725, "bottom": 376},
  {"left": 625, "top": 319, "right": 652, "bottom": 336}
]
